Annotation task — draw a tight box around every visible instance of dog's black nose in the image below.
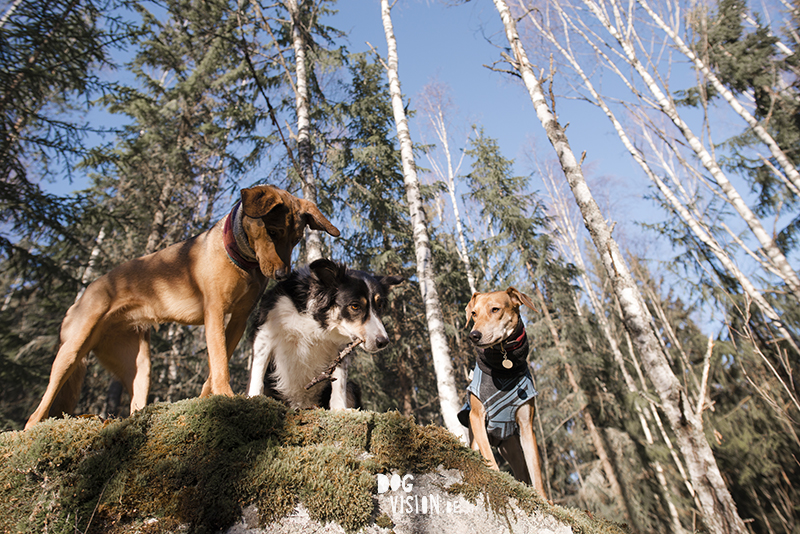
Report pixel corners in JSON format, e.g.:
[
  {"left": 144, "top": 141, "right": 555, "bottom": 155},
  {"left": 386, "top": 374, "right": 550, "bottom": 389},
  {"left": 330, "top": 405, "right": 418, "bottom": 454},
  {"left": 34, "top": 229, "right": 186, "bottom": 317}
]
[
  {"left": 274, "top": 267, "right": 290, "bottom": 281},
  {"left": 469, "top": 330, "right": 482, "bottom": 344},
  {"left": 376, "top": 336, "right": 389, "bottom": 350}
]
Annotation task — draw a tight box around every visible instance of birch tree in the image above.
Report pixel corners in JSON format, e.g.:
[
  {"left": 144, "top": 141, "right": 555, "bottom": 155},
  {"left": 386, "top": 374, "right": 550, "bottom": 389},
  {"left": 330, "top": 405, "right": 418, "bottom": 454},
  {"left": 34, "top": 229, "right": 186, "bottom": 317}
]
[
  {"left": 492, "top": 1, "right": 746, "bottom": 531},
  {"left": 542, "top": 168, "right": 689, "bottom": 533},
  {"left": 380, "top": 0, "right": 464, "bottom": 438},
  {"left": 286, "top": 0, "right": 322, "bottom": 261},
  {"left": 520, "top": 0, "right": 800, "bottom": 401},
  {"left": 634, "top": 0, "right": 800, "bottom": 195},
  {"left": 532, "top": 284, "right": 637, "bottom": 527},
  {"left": 418, "top": 81, "right": 478, "bottom": 294}
]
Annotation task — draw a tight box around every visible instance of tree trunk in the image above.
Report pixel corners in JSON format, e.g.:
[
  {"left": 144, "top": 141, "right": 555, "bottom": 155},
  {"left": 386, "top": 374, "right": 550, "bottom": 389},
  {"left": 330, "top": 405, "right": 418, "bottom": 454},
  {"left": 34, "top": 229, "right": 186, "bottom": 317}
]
[
  {"left": 492, "top": 1, "right": 747, "bottom": 532},
  {"left": 286, "top": 0, "right": 322, "bottom": 262},
  {"left": 533, "top": 285, "right": 635, "bottom": 527},
  {"left": 524, "top": 0, "right": 800, "bottom": 357},
  {"left": 421, "top": 89, "right": 478, "bottom": 294},
  {"left": 380, "top": 0, "right": 464, "bottom": 440},
  {"left": 541, "top": 198, "right": 687, "bottom": 531},
  {"left": 635, "top": 0, "right": 800, "bottom": 196},
  {"left": 75, "top": 227, "right": 106, "bottom": 302},
  {"left": 576, "top": 0, "right": 800, "bottom": 301}
]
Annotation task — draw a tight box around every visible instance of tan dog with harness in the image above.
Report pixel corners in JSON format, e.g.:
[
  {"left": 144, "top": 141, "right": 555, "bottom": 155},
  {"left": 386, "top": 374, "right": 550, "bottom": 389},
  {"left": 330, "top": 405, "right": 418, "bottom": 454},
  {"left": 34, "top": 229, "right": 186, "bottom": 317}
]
[
  {"left": 459, "top": 287, "right": 548, "bottom": 499},
  {"left": 25, "top": 185, "right": 339, "bottom": 429}
]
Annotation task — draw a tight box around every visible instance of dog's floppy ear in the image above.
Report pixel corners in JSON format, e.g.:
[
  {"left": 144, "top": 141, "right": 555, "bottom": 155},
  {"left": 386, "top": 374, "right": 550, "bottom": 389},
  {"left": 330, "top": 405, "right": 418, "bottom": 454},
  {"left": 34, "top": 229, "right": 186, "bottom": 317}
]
[
  {"left": 310, "top": 258, "right": 345, "bottom": 287},
  {"left": 465, "top": 292, "right": 479, "bottom": 325},
  {"left": 507, "top": 287, "right": 537, "bottom": 313},
  {"left": 240, "top": 185, "right": 287, "bottom": 218},
  {"left": 299, "top": 198, "right": 340, "bottom": 237}
]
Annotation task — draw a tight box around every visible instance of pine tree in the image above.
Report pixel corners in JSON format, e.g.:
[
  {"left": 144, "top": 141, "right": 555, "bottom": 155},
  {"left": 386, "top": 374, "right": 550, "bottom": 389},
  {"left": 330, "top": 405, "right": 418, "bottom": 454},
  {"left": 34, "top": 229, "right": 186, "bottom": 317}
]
[{"left": 0, "top": 0, "right": 138, "bottom": 429}]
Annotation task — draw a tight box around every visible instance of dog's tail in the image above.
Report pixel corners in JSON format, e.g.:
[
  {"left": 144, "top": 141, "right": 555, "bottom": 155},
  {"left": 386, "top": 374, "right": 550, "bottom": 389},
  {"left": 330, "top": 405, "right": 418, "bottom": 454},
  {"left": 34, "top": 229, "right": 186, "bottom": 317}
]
[{"left": 46, "top": 355, "right": 87, "bottom": 419}]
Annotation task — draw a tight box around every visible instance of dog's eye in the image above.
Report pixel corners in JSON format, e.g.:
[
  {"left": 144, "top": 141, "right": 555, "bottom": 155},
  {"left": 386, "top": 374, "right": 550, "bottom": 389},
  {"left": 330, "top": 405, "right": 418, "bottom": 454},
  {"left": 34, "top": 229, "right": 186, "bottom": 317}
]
[
  {"left": 350, "top": 303, "right": 361, "bottom": 312},
  {"left": 491, "top": 307, "right": 500, "bottom": 314},
  {"left": 267, "top": 229, "right": 279, "bottom": 240}
]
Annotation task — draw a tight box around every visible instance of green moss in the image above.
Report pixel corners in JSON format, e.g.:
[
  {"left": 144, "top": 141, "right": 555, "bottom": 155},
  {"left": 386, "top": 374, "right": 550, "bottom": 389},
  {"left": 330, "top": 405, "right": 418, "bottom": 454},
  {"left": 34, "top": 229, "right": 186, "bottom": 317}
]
[{"left": 0, "top": 397, "right": 629, "bottom": 534}]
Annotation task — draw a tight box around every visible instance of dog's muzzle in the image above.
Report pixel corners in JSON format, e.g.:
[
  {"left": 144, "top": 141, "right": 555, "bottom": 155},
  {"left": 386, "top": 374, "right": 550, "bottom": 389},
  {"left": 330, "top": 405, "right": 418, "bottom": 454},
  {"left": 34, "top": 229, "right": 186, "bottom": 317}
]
[{"left": 469, "top": 330, "right": 484, "bottom": 344}]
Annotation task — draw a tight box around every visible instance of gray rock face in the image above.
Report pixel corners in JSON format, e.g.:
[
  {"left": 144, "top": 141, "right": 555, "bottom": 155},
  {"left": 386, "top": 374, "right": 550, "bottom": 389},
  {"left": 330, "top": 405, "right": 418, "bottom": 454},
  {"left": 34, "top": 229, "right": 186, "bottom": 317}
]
[{"left": 226, "top": 468, "right": 573, "bottom": 534}]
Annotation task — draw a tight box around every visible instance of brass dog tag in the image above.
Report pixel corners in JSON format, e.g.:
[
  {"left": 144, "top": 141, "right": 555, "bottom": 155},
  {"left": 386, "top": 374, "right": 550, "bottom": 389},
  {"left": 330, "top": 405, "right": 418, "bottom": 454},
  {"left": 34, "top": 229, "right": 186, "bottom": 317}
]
[{"left": 502, "top": 358, "right": 513, "bottom": 369}]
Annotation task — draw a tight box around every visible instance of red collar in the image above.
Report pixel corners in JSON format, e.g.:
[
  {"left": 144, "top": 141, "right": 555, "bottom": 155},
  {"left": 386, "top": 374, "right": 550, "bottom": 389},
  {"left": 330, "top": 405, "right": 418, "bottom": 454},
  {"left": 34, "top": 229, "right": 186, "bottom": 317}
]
[
  {"left": 222, "top": 202, "right": 260, "bottom": 272},
  {"left": 502, "top": 327, "right": 527, "bottom": 352}
]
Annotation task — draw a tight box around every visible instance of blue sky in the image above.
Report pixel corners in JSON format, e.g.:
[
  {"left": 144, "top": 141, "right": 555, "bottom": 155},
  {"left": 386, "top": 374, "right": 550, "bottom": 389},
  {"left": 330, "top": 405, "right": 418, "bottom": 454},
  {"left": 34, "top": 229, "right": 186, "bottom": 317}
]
[{"left": 329, "top": 0, "right": 655, "bottom": 247}]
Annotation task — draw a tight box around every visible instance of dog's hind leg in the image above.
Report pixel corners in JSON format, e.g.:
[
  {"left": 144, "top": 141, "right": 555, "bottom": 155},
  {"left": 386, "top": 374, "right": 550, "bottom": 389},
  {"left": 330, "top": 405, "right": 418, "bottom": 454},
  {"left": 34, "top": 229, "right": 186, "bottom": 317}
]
[
  {"left": 497, "top": 434, "right": 531, "bottom": 484},
  {"left": 47, "top": 357, "right": 87, "bottom": 420},
  {"left": 25, "top": 308, "right": 105, "bottom": 429},
  {"left": 25, "top": 343, "right": 90, "bottom": 429},
  {"left": 94, "top": 328, "right": 152, "bottom": 415}
]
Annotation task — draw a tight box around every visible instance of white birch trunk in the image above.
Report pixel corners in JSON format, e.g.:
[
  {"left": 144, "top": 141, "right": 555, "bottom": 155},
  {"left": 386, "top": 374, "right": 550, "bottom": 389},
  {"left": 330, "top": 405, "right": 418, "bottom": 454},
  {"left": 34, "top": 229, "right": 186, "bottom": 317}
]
[
  {"left": 577, "top": 0, "right": 800, "bottom": 300},
  {"left": 0, "top": 0, "right": 24, "bottom": 30},
  {"left": 636, "top": 0, "right": 800, "bottom": 196},
  {"left": 493, "top": 1, "right": 746, "bottom": 531},
  {"left": 381, "top": 0, "right": 464, "bottom": 440},
  {"left": 74, "top": 227, "right": 106, "bottom": 302},
  {"left": 524, "top": 3, "right": 800, "bottom": 355},
  {"left": 287, "top": 0, "right": 322, "bottom": 262},
  {"left": 424, "top": 102, "right": 478, "bottom": 294},
  {"left": 550, "top": 183, "right": 688, "bottom": 532},
  {"left": 533, "top": 284, "right": 634, "bottom": 526}
]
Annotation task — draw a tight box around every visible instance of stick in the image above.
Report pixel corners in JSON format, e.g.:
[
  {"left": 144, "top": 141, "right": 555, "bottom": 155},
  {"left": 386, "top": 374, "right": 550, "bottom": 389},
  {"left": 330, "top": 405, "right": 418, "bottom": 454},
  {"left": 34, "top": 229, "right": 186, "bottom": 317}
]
[{"left": 304, "top": 338, "right": 364, "bottom": 390}]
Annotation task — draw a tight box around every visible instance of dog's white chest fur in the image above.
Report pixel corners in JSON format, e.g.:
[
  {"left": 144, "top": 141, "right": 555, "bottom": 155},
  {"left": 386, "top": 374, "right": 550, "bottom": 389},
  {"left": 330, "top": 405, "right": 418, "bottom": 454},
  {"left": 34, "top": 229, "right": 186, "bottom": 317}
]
[{"left": 248, "top": 296, "right": 349, "bottom": 408}]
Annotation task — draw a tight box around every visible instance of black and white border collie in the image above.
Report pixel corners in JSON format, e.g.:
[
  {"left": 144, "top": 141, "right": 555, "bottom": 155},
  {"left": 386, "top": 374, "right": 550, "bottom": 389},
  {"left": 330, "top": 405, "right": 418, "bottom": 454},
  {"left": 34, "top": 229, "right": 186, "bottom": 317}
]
[{"left": 247, "top": 258, "right": 403, "bottom": 409}]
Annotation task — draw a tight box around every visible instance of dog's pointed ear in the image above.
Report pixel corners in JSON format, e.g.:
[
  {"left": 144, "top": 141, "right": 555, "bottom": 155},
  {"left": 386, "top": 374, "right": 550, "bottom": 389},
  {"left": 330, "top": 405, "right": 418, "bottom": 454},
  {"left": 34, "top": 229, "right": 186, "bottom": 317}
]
[
  {"left": 299, "top": 199, "right": 340, "bottom": 237},
  {"left": 310, "top": 258, "right": 344, "bottom": 287},
  {"left": 240, "top": 185, "right": 285, "bottom": 218},
  {"left": 378, "top": 275, "right": 404, "bottom": 288},
  {"left": 507, "top": 287, "right": 537, "bottom": 313},
  {"left": 465, "top": 292, "right": 479, "bottom": 325}
]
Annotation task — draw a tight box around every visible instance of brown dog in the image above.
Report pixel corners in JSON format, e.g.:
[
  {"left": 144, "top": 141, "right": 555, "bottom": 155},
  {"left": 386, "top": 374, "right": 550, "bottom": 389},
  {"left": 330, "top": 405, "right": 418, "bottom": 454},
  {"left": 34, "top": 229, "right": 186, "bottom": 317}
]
[
  {"left": 25, "top": 185, "right": 339, "bottom": 429},
  {"left": 459, "top": 287, "right": 548, "bottom": 499}
]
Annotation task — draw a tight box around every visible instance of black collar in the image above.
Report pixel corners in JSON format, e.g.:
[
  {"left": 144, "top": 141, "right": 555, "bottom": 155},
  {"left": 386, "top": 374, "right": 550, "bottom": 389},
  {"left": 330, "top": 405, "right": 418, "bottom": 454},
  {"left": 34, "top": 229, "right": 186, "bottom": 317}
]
[{"left": 475, "top": 320, "right": 529, "bottom": 377}]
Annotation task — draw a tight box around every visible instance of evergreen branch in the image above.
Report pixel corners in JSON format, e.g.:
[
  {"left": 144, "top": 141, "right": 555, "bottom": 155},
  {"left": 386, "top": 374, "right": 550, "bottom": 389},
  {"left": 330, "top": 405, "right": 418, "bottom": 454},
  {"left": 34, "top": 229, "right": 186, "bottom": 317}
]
[{"left": 236, "top": 9, "right": 303, "bottom": 181}]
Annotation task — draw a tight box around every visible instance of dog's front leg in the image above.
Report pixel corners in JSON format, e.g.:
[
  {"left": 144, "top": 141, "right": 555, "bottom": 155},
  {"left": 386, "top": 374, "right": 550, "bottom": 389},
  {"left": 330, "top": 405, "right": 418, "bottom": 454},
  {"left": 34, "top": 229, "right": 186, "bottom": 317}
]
[
  {"left": 469, "top": 393, "right": 499, "bottom": 470},
  {"left": 329, "top": 360, "right": 349, "bottom": 410},
  {"left": 200, "top": 308, "right": 235, "bottom": 397},
  {"left": 516, "top": 402, "right": 547, "bottom": 500}
]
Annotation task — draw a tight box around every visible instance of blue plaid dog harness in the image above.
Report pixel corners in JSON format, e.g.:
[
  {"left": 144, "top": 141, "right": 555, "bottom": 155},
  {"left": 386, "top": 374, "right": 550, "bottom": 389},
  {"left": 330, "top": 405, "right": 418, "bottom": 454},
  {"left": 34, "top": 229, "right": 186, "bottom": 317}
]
[{"left": 457, "top": 321, "right": 537, "bottom": 441}]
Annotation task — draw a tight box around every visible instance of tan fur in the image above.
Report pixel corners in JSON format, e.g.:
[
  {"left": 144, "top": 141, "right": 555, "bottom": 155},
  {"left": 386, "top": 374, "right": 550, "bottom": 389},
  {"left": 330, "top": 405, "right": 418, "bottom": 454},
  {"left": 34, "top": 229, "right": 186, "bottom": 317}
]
[
  {"left": 465, "top": 287, "right": 548, "bottom": 500},
  {"left": 25, "top": 185, "right": 339, "bottom": 429}
]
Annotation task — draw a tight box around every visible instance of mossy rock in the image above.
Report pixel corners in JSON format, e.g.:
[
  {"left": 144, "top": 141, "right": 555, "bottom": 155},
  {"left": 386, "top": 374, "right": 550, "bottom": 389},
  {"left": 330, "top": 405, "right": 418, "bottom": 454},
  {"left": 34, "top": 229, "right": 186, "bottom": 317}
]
[{"left": 0, "top": 396, "right": 628, "bottom": 534}]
